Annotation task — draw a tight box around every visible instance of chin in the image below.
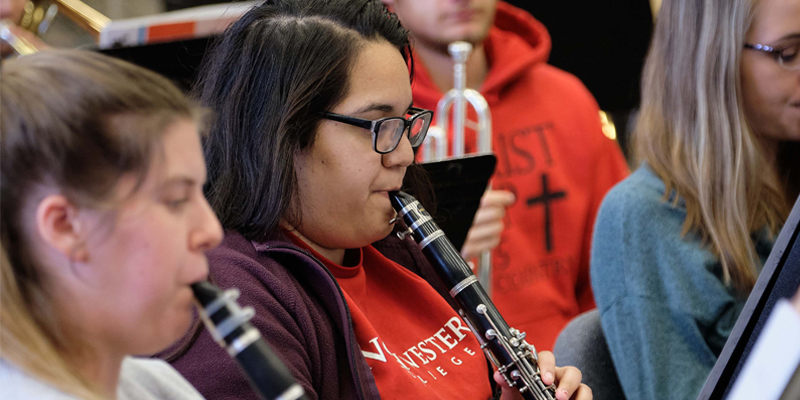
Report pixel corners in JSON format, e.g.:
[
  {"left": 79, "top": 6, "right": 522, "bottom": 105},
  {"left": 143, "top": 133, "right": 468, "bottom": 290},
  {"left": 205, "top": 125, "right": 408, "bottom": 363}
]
[
  {"left": 447, "top": 23, "right": 490, "bottom": 42},
  {"left": 363, "top": 222, "right": 395, "bottom": 245},
  {"left": 164, "top": 305, "right": 194, "bottom": 340},
  {"left": 159, "top": 320, "right": 192, "bottom": 351}
]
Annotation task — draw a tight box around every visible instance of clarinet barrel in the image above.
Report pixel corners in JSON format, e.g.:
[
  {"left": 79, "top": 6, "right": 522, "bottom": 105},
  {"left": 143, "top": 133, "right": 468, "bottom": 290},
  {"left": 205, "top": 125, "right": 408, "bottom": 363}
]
[
  {"left": 192, "top": 282, "right": 308, "bottom": 400},
  {"left": 390, "top": 191, "right": 556, "bottom": 400}
]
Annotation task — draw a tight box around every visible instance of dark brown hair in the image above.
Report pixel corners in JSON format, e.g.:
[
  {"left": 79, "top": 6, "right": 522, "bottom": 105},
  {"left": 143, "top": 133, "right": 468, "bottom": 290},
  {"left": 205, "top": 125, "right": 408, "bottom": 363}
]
[{"left": 198, "top": 0, "right": 420, "bottom": 241}]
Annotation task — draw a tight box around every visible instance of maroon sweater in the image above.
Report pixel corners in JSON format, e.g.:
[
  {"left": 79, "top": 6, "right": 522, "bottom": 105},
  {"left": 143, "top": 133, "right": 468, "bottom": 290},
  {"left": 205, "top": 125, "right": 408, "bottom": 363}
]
[{"left": 161, "top": 230, "right": 489, "bottom": 400}]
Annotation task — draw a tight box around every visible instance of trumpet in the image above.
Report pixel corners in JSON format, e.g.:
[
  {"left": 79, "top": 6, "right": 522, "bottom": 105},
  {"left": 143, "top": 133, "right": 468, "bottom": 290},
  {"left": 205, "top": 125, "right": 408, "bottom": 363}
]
[
  {"left": 1, "top": 0, "right": 108, "bottom": 57},
  {"left": 390, "top": 191, "right": 556, "bottom": 400},
  {"left": 420, "top": 41, "right": 495, "bottom": 297},
  {"left": 421, "top": 41, "right": 492, "bottom": 161}
]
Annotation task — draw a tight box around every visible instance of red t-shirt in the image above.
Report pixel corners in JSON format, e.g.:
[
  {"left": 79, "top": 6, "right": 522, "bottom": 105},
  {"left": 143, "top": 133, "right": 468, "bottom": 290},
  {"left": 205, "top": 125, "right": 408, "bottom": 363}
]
[{"left": 286, "top": 231, "right": 493, "bottom": 399}]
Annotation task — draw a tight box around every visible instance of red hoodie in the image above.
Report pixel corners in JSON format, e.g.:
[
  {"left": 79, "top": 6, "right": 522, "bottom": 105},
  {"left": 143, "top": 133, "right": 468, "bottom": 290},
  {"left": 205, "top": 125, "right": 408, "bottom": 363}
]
[{"left": 411, "top": 2, "right": 629, "bottom": 351}]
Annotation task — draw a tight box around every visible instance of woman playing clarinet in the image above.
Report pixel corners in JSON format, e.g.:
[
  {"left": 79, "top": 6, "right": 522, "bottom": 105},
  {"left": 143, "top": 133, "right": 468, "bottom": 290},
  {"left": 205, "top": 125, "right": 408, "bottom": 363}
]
[
  {"left": 0, "top": 50, "right": 223, "bottom": 399},
  {"left": 165, "top": 1, "right": 590, "bottom": 399}
]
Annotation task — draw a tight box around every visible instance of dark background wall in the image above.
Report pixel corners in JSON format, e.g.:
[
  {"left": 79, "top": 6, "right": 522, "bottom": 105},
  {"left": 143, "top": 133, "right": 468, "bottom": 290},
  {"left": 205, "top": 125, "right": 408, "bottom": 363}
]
[
  {"left": 504, "top": 1, "right": 653, "bottom": 114},
  {"left": 505, "top": 1, "right": 654, "bottom": 156}
]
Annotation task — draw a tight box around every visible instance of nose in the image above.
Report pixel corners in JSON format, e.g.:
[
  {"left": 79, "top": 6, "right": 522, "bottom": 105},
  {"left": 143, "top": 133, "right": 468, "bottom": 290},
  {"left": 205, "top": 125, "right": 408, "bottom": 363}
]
[
  {"left": 382, "top": 131, "right": 415, "bottom": 168},
  {"left": 190, "top": 197, "right": 224, "bottom": 254}
]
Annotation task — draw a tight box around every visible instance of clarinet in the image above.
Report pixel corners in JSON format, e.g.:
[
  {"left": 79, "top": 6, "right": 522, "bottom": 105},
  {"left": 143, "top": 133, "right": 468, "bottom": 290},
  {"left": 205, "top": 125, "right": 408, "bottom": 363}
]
[
  {"left": 390, "top": 191, "right": 557, "bottom": 400},
  {"left": 191, "top": 282, "right": 309, "bottom": 400}
]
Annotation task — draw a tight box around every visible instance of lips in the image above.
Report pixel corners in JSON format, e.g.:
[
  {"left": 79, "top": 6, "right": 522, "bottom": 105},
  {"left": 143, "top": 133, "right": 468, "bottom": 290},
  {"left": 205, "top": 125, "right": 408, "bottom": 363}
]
[
  {"left": 376, "top": 185, "right": 402, "bottom": 193},
  {"left": 448, "top": 9, "right": 480, "bottom": 23}
]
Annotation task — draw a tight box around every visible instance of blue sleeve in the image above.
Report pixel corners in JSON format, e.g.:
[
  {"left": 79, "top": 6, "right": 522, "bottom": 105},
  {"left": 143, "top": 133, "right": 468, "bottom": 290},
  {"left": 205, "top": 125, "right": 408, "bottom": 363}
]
[
  {"left": 590, "top": 169, "right": 740, "bottom": 400},
  {"left": 601, "top": 296, "right": 716, "bottom": 400}
]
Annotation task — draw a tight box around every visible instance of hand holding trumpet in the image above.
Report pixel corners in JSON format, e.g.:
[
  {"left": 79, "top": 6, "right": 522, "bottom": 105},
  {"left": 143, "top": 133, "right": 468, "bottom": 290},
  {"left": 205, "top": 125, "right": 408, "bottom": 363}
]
[{"left": 461, "top": 189, "right": 515, "bottom": 263}]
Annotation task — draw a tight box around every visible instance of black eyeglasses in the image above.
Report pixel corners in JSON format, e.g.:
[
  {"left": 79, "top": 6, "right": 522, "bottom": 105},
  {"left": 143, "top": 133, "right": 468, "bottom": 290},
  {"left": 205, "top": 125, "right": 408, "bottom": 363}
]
[
  {"left": 744, "top": 42, "right": 800, "bottom": 70},
  {"left": 321, "top": 107, "right": 433, "bottom": 154}
]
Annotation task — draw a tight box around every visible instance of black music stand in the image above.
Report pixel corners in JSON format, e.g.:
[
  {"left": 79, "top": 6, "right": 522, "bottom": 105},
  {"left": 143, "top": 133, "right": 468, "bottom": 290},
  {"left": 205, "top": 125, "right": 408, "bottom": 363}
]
[
  {"left": 698, "top": 194, "right": 800, "bottom": 399},
  {"left": 411, "top": 154, "right": 497, "bottom": 252},
  {"left": 98, "top": 36, "right": 213, "bottom": 92}
]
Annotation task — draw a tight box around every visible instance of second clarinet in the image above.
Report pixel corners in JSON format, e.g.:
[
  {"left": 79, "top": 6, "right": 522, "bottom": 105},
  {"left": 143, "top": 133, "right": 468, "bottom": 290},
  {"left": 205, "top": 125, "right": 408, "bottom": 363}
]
[
  {"left": 390, "top": 191, "right": 556, "bottom": 400},
  {"left": 192, "top": 282, "right": 308, "bottom": 400}
]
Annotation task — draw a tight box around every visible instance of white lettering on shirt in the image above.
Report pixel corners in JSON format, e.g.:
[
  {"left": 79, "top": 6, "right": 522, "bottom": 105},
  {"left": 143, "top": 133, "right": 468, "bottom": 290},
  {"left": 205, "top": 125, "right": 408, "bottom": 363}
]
[
  {"left": 362, "top": 337, "right": 387, "bottom": 362},
  {"left": 417, "top": 341, "right": 438, "bottom": 361},
  {"left": 399, "top": 350, "right": 421, "bottom": 369},
  {"left": 433, "top": 328, "right": 458, "bottom": 349},
  {"left": 424, "top": 337, "right": 448, "bottom": 354},
  {"left": 406, "top": 346, "right": 430, "bottom": 365},
  {"left": 444, "top": 317, "right": 470, "bottom": 341},
  {"left": 358, "top": 315, "right": 479, "bottom": 385}
]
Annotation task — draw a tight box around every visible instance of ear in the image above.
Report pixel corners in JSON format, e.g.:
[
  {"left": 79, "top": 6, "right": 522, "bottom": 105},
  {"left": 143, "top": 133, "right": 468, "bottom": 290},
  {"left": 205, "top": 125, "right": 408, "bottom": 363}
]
[{"left": 35, "top": 195, "right": 88, "bottom": 262}]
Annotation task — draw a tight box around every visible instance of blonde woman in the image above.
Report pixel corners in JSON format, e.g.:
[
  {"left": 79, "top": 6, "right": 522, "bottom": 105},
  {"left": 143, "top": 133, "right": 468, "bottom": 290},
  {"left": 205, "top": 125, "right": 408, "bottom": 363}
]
[
  {"left": 0, "top": 50, "right": 223, "bottom": 399},
  {"left": 590, "top": 0, "right": 800, "bottom": 398}
]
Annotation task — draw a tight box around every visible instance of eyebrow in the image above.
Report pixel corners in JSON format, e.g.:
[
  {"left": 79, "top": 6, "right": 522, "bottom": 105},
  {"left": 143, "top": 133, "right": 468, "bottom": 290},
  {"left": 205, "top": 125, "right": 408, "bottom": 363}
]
[
  {"left": 352, "top": 101, "right": 415, "bottom": 115},
  {"left": 776, "top": 33, "right": 800, "bottom": 42},
  {"left": 161, "top": 176, "right": 200, "bottom": 189}
]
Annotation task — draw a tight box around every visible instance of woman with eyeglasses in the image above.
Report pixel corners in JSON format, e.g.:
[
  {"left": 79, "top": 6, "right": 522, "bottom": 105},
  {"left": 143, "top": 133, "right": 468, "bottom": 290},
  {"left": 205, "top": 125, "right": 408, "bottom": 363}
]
[
  {"left": 590, "top": 0, "right": 800, "bottom": 399},
  {"left": 0, "top": 50, "right": 222, "bottom": 400},
  {"left": 162, "top": 1, "right": 591, "bottom": 400}
]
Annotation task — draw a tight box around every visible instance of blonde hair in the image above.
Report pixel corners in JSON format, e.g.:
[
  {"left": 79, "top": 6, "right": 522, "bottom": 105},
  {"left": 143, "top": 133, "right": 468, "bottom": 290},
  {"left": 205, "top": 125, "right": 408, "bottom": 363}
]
[
  {"left": 1, "top": 244, "right": 104, "bottom": 399},
  {"left": 633, "top": 0, "right": 790, "bottom": 296},
  {"left": 0, "top": 50, "right": 196, "bottom": 398}
]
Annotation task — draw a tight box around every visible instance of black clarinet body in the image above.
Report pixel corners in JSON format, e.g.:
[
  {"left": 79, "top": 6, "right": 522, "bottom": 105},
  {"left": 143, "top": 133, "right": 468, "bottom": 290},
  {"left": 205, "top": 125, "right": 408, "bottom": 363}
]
[
  {"left": 191, "top": 282, "right": 309, "bottom": 400},
  {"left": 390, "top": 191, "right": 557, "bottom": 400}
]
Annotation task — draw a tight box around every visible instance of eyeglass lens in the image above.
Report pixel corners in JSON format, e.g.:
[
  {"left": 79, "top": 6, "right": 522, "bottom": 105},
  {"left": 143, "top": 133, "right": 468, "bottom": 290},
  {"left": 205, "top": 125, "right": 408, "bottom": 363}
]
[{"left": 375, "top": 113, "right": 432, "bottom": 153}]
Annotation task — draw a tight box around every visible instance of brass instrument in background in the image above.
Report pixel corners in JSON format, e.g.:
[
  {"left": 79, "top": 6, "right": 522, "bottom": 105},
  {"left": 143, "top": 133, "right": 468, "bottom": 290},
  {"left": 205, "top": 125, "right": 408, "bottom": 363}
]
[
  {"left": 421, "top": 41, "right": 495, "bottom": 297},
  {"left": 0, "top": 21, "right": 38, "bottom": 55},
  {"left": 1, "top": 0, "right": 108, "bottom": 56}
]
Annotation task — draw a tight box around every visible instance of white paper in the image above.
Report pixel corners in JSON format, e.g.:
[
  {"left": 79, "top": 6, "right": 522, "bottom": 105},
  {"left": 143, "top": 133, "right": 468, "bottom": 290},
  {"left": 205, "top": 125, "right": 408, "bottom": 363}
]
[
  {"left": 728, "top": 299, "right": 800, "bottom": 400},
  {"left": 99, "top": 2, "right": 257, "bottom": 49}
]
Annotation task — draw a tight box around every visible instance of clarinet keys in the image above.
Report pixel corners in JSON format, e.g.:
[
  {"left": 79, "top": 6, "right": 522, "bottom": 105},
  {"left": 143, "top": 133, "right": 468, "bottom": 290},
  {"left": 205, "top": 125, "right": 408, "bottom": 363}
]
[
  {"left": 390, "top": 191, "right": 556, "bottom": 400},
  {"left": 474, "top": 302, "right": 556, "bottom": 400}
]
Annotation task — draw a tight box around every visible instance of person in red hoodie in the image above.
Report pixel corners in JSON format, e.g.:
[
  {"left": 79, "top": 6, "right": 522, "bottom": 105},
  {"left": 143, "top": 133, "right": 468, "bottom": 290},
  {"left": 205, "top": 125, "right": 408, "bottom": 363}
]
[{"left": 383, "top": 0, "right": 630, "bottom": 350}]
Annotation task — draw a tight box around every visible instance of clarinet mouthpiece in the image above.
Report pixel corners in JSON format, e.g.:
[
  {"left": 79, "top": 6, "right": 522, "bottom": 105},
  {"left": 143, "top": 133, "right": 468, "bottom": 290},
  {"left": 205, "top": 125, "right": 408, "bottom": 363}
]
[{"left": 191, "top": 281, "right": 221, "bottom": 308}]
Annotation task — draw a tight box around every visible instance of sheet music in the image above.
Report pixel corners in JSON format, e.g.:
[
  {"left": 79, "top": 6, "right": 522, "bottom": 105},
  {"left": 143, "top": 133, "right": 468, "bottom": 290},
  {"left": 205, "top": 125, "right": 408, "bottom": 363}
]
[
  {"left": 728, "top": 299, "right": 800, "bottom": 400},
  {"left": 98, "top": 1, "right": 257, "bottom": 48}
]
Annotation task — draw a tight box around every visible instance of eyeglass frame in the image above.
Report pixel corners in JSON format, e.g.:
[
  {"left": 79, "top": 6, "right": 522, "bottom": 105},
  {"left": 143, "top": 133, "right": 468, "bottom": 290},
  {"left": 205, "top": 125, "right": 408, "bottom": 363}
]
[
  {"left": 744, "top": 42, "right": 800, "bottom": 70},
  {"left": 320, "top": 107, "right": 434, "bottom": 154}
]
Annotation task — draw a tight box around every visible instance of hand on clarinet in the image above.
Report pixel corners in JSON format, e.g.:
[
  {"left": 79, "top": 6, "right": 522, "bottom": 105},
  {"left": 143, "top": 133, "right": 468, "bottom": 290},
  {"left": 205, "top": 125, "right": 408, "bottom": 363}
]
[
  {"left": 494, "top": 351, "right": 592, "bottom": 400},
  {"left": 461, "top": 189, "right": 515, "bottom": 264}
]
